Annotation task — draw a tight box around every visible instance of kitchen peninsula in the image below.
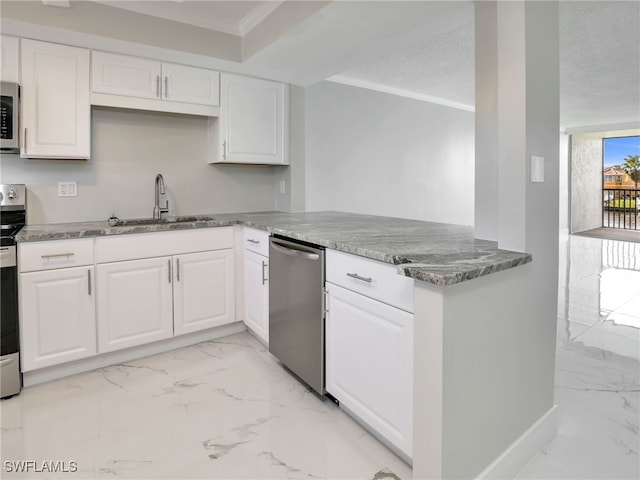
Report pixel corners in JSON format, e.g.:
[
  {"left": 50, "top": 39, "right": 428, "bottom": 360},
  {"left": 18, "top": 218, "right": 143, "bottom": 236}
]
[
  {"left": 16, "top": 210, "right": 545, "bottom": 478},
  {"left": 16, "top": 211, "right": 531, "bottom": 286}
]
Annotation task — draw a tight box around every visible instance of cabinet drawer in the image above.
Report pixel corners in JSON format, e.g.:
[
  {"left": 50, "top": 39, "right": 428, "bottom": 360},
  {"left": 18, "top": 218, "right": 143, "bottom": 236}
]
[
  {"left": 326, "top": 250, "right": 413, "bottom": 312},
  {"left": 242, "top": 227, "right": 270, "bottom": 256},
  {"left": 95, "top": 227, "right": 233, "bottom": 263},
  {"left": 18, "top": 239, "right": 94, "bottom": 272}
]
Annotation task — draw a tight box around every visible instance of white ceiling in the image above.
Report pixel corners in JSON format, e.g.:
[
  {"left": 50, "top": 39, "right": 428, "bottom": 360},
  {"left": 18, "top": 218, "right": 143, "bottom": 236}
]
[{"left": 86, "top": 1, "right": 640, "bottom": 130}]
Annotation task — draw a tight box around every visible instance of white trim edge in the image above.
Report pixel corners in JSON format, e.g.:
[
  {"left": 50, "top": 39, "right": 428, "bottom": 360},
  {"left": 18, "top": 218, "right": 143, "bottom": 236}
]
[
  {"left": 475, "top": 405, "right": 558, "bottom": 480},
  {"left": 23, "top": 322, "right": 247, "bottom": 387},
  {"left": 327, "top": 75, "right": 475, "bottom": 112}
]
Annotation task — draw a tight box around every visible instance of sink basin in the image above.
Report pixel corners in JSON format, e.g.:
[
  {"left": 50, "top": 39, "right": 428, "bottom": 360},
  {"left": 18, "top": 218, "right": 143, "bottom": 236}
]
[{"left": 111, "top": 216, "right": 216, "bottom": 227}]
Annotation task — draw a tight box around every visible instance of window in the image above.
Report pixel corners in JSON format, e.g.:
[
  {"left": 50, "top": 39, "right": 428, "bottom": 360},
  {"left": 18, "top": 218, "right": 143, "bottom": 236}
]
[{"left": 603, "top": 136, "right": 640, "bottom": 169}]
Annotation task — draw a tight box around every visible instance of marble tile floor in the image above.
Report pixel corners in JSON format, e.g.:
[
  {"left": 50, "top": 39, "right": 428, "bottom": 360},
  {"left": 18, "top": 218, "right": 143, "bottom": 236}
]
[
  {"left": 1, "top": 232, "right": 638, "bottom": 480},
  {"left": 516, "top": 233, "right": 640, "bottom": 480},
  {"left": 0, "top": 333, "right": 412, "bottom": 479}
]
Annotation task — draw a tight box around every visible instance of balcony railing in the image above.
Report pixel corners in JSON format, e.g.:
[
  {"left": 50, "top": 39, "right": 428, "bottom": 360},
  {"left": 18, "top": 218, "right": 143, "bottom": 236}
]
[{"left": 602, "top": 188, "right": 640, "bottom": 230}]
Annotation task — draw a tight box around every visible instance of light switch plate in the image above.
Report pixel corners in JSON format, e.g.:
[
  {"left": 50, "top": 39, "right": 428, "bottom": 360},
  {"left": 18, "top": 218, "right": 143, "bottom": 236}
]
[
  {"left": 58, "top": 181, "right": 78, "bottom": 197},
  {"left": 531, "top": 155, "right": 544, "bottom": 183}
]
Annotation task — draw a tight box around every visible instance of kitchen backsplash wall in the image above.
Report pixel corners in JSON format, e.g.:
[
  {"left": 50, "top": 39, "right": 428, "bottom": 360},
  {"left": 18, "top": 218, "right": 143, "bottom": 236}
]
[
  {"left": 304, "top": 81, "right": 475, "bottom": 226},
  {"left": 0, "top": 107, "right": 277, "bottom": 224}
]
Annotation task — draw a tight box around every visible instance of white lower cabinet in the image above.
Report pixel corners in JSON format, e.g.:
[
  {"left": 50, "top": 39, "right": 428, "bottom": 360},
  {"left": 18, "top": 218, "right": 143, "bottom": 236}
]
[
  {"left": 19, "top": 266, "right": 96, "bottom": 371},
  {"left": 173, "top": 250, "right": 235, "bottom": 336},
  {"left": 97, "top": 257, "right": 174, "bottom": 353},
  {"left": 242, "top": 249, "right": 269, "bottom": 343},
  {"left": 325, "top": 282, "right": 414, "bottom": 458}
]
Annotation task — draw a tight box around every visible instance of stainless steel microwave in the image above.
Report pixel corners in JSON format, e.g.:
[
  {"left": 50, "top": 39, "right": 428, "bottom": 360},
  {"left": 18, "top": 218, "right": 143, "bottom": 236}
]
[{"left": 1, "top": 82, "right": 20, "bottom": 153}]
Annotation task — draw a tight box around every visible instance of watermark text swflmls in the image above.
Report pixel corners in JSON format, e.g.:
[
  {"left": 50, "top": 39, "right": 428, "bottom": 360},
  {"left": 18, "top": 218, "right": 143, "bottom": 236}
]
[{"left": 4, "top": 460, "right": 78, "bottom": 473}]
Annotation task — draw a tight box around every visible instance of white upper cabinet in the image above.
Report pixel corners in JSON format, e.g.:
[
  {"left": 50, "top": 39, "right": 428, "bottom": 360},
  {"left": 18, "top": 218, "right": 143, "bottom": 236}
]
[
  {"left": 214, "top": 73, "right": 289, "bottom": 165},
  {"left": 20, "top": 39, "right": 90, "bottom": 159},
  {"left": 0, "top": 35, "right": 19, "bottom": 82},
  {"left": 91, "top": 51, "right": 219, "bottom": 116},
  {"left": 91, "top": 51, "right": 161, "bottom": 100},
  {"left": 162, "top": 62, "right": 219, "bottom": 106}
]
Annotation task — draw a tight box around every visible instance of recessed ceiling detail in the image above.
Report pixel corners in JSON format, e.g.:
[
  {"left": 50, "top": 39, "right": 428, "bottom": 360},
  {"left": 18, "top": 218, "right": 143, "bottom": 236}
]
[
  {"left": 91, "top": 1, "right": 282, "bottom": 37},
  {"left": 18, "top": 0, "right": 640, "bottom": 130}
]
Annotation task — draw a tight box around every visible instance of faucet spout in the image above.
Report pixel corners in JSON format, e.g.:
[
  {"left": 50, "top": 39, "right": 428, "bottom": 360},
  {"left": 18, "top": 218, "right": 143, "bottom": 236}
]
[{"left": 153, "top": 173, "right": 169, "bottom": 220}]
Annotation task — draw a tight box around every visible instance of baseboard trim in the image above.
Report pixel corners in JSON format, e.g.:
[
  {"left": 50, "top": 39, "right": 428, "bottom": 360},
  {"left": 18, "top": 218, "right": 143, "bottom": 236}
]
[
  {"left": 475, "top": 405, "right": 558, "bottom": 479},
  {"left": 23, "top": 322, "right": 247, "bottom": 387}
]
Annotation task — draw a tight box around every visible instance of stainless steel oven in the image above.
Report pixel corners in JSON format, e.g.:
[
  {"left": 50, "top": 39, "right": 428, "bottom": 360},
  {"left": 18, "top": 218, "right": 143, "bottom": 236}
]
[
  {"left": 1, "top": 82, "right": 20, "bottom": 153},
  {"left": 0, "top": 184, "right": 26, "bottom": 399}
]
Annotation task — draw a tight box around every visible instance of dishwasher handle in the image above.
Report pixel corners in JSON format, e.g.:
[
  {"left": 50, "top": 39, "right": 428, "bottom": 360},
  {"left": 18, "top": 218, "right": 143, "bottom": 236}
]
[{"left": 270, "top": 239, "right": 321, "bottom": 261}]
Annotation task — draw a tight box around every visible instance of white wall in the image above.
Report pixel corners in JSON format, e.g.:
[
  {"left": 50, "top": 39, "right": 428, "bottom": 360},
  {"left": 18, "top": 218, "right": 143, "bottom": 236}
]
[
  {"left": 0, "top": 108, "right": 276, "bottom": 224},
  {"left": 303, "top": 81, "right": 475, "bottom": 225}
]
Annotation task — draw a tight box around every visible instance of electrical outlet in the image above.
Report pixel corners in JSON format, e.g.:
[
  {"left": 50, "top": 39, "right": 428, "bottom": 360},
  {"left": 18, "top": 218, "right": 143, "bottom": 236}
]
[
  {"left": 280, "top": 180, "right": 286, "bottom": 194},
  {"left": 58, "top": 181, "right": 78, "bottom": 197}
]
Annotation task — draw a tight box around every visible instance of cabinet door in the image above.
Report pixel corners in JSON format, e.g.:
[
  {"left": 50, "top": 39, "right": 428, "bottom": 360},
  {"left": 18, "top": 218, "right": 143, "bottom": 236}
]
[
  {"left": 20, "top": 39, "right": 90, "bottom": 159},
  {"left": 0, "top": 35, "right": 19, "bottom": 83},
  {"left": 326, "top": 283, "right": 414, "bottom": 457},
  {"left": 243, "top": 249, "right": 269, "bottom": 343},
  {"left": 218, "top": 73, "right": 288, "bottom": 165},
  {"left": 91, "top": 51, "right": 161, "bottom": 100},
  {"left": 97, "top": 257, "right": 173, "bottom": 353},
  {"left": 162, "top": 63, "right": 219, "bottom": 106},
  {"left": 173, "top": 249, "right": 235, "bottom": 336},
  {"left": 19, "top": 267, "right": 96, "bottom": 371}
]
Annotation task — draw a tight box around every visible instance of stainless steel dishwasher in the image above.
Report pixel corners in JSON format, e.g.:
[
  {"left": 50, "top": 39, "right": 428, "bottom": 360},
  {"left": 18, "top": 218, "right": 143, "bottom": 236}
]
[{"left": 269, "top": 235, "right": 325, "bottom": 395}]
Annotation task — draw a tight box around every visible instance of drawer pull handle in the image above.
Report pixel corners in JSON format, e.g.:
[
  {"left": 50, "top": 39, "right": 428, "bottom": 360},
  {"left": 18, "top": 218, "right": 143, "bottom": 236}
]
[
  {"left": 261, "top": 261, "right": 268, "bottom": 285},
  {"left": 346, "top": 272, "right": 372, "bottom": 283},
  {"left": 41, "top": 252, "right": 74, "bottom": 260},
  {"left": 247, "top": 239, "right": 260, "bottom": 244},
  {"left": 87, "top": 269, "right": 92, "bottom": 296}
]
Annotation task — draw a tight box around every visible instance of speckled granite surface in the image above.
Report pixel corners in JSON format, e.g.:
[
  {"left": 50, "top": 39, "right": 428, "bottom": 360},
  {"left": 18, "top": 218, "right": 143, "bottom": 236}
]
[{"left": 16, "top": 211, "right": 532, "bottom": 286}]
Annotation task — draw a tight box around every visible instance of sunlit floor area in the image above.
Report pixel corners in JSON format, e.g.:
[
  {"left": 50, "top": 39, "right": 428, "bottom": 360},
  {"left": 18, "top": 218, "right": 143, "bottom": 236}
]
[
  {"left": 1, "top": 233, "right": 638, "bottom": 479},
  {"left": 516, "top": 233, "right": 640, "bottom": 479}
]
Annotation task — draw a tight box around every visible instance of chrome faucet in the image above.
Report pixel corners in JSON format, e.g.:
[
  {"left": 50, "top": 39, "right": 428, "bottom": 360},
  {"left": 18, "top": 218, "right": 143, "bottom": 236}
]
[{"left": 153, "top": 173, "right": 169, "bottom": 220}]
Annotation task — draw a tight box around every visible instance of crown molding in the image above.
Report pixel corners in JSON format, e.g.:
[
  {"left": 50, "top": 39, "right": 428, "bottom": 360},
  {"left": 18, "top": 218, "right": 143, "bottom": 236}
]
[{"left": 328, "top": 75, "right": 475, "bottom": 112}]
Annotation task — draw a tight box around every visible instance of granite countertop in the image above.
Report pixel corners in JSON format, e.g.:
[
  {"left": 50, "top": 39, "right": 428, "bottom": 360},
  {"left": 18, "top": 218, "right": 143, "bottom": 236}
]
[{"left": 16, "top": 211, "right": 532, "bottom": 286}]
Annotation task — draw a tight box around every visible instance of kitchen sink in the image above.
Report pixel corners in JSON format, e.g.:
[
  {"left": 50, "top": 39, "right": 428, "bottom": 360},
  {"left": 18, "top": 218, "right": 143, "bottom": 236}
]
[{"left": 111, "top": 216, "right": 216, "bottom": 226}]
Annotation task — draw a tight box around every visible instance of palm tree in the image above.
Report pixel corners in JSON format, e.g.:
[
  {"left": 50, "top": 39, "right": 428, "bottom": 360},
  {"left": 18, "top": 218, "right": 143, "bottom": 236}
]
[{"left": 622, "top": 154, "right": 640, "bottom": 190}]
